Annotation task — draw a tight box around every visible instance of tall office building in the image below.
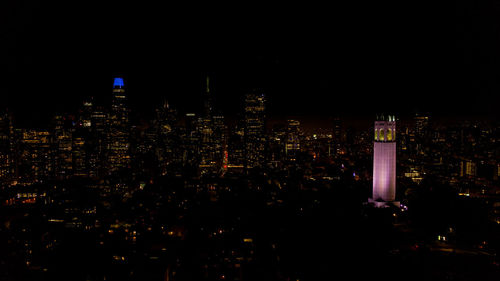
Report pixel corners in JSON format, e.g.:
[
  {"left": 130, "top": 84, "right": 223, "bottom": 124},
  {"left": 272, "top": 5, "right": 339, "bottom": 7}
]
[
  {"left": 370, "top": 115, "right": 398, "bottom": 207},
  {"left": 244, "top": 91, "right": 266, "bottom": 169},
  {"left": 155, "top": 100, "right": 178, "bottom": 173},
  {"left": 72, "top": 127, "right": 88, "bottom": 177},
  {"left": 227, "top": 121, "right": 246, "bottom": 170},
  {"left": 89, "top": 106, "right": 107, "bottom": 177},
  {"left": 107, "top": 78, "right": 130, "bottom": 172},
  {"left": 182, "top": 113, "right": 200, "bottom": 167},
  {"left": 198, "top": 75, "right": 217, "bottom": 174},
  {"left": 212, "top": 114, "right": 228, "bottom": 173},
  {"left": 414, "top": 113, "right": 430, "bottom": 156},
  {"left": 52, "top": 114, "right": 73, "bottom": 179},
  {"left": 414, "top": 113, "right": 430, "bottom": 137},
  {"left": 285, "top": 120, "right": 301, "bottom": 161}
]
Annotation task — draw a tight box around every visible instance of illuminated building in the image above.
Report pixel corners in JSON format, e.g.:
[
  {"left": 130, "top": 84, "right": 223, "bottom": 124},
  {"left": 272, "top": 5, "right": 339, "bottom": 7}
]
[
  {"left": 107, "top": 78, "right": 130, "bottom": 172},
  {"left": 89, "top": 106, "right": 107, "bottom": 177},
  {"left": 198, "top": 76, "right": 217, "bottom": 174},
  {"left": 269, "top": 124, "right": 286, "bottom": 164},
  {"left": 198, "top": 115, "right": 215, "bottom": 173},
  {"left": 460, "top": 159, "right": 477, "bottom": 178},
  {"left": 414, "top": 113, "right": 430, "bottom": 156},
  {"left": 18, "top": 129, "right": 52, "bottom": 183},
  {"left": 332, "top": 117, "right": 342, "bottom": 155},
  {"left": 198, "top": 76, "right": 228, "bottom": 175},
  {"left": 243, "top": 91, "right": 266, "bottom": 169},
  {"left": 155, "top": 100, "right": 179, "bottom": 174},
  {"left": 212, "top": 114, "right": 228, "bottom": 173},
  {"left": 53, "top": 114, "right": 73, "bottom": 179},
  {"left": 414, "top": 113, "right": 430, "bottom": 137},
  {"left": 0, "top": 112, "right": 15, "bottom": 182},
  {"left": 182, "top": 113, "right": 200, "bottom": 166},
  {"left": 72, "top": 132, "right": 87, "bottom": 177},
  {"left": 79, "top": 98, "right": 93, "bottom": 128},
  {"left": 370, "top": 115, "right": 398, "bottom": 207},
  {"left": 285, "top": 119, "right": 301, "bottom": 161},
  {"left": 227, "top": 122, "right": 245, "bottom": 170}
]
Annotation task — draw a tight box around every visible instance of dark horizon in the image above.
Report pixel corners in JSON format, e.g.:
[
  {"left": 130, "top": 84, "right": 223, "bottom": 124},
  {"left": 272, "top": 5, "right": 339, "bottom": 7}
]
[{"left": 2, "top": 0, "right": 500, "bottom": 127}]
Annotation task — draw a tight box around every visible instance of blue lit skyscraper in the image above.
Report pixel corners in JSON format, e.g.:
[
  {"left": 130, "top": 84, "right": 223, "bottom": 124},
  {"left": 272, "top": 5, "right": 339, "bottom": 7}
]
[{"left": 107, "top": 77, "right": 130, "bottom": 172}]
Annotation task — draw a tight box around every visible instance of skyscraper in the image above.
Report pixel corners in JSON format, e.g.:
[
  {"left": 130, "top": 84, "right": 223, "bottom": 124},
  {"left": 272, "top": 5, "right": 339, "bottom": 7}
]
[
  {"left": 332, "top": 117, "right": 342, "bottom": 156},
  {"left": 107, "top": 78, "right": 130, "bottom": 172},
  {"left": 370, "top": 115, "right": 398, "bottom": 208},
  {"left": 53, "top": 114, "right": 73, "bottom": 179},
  {"left": 244, "top": 91, "right": 266, "bottom": 169},
  {"left": 285, "top": 119, "right": 301, "bottom": 161},
  {"left": 89, "top": 106, "right": 107, "bottom": 177},
  {"left": 155, "top": 99, "right": 179, "bottom": 174},
  {"left": 414, "top": 113, "right": 430, "bottom": 156},
  {"left": 198, "top": 75, "right": 217, "bottom": 174}
]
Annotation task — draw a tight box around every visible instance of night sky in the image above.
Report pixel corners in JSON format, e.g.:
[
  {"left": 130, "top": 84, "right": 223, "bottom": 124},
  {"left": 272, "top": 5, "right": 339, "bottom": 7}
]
[{"left": 1, "top": 1, "right": 499, "bottom": 127}]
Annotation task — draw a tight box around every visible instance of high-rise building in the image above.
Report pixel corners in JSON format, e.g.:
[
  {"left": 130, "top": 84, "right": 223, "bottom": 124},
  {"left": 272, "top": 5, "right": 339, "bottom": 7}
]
[
  {"left": 107, "top": 78, "right": 130, "bottom": 172},
  {"left": 182, "top": 113, "right": 200, "bottom": 167},
  {"left": 52, "top": 114, "right": 73, "bottom": 179},
  {"left": 79, "top": 98, "right": 93, "bottom": 128},
  {"left": 269, "top": 124, "right": 286, "bottom": 164},
  {"left": 285, "top": 120, "right": 301, "bottom": 161},
  {"left": 72, "top": 137, "right": 87, "bottom": 176},
  {"left": 370, "top": 115, "right": 398, "bottom": 207},
  {"left": 227, "top": 122, "right": 246, "bottom": 171},
  {"left": 414, "top": 113, "right": 430, "bottom": 156},
  {"left": 414, "top": 113, "right": 430, "bottom": 137},
  {"left": 0, "top": 112, "right": 15, "bottom": 183},
  {"left": 332, "top": 117, "right": 342, "bottom": 156},
  {"left": 155, "top": 100, "right": 179, "bottom": 174},
  {"left": 212, "top": 114, "right": 228, "bottom": 173},
  {"left": 89, "top": 106, "right": 107, "bottom": 177},
  {"left": 198, "top": 76, "right": 217, "bottom": 174},
  {"left": 243, "top": 91, "right": 266, "bottom": 169},
  {"left": 18, "top": 129, "right": 52, "bottom": 183},
  {"left": 196, "top": 76, "right": 228, "bottom": 175}
]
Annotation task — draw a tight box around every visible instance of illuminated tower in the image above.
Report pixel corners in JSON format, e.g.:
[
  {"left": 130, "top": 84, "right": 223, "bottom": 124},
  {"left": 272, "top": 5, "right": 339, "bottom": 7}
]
[
  {"left": 107, "top": 77, "right": 130, "bottom": 172},
  {"left": 199, "top": 75, "right": 217, "bottom": 174},
  {"left": 370, "top": 115, "right": 398, "bottom": 207}
]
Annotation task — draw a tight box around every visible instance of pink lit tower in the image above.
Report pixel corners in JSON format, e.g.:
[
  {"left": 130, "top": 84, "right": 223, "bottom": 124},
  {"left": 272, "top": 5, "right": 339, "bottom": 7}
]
[{"left": 370, "top": 115, "right": 399, "bottom": 208}]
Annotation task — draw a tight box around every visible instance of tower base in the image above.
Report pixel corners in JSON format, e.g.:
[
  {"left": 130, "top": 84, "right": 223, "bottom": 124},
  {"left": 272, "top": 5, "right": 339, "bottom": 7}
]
[{"left": 368, "top": 198, "right": 400, "bottom": 208}]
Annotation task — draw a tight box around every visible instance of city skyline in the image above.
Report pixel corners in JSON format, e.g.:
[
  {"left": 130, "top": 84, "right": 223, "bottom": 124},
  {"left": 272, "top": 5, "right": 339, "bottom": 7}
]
[
  {"left": 0, "top": 74, "right": 498, "bottom": 130},
  {"left": 0, "top": 73, "right": 498, "bottom": 280},
  {"left": 1, "top": 2, "right": 500, "bottom": 280}
]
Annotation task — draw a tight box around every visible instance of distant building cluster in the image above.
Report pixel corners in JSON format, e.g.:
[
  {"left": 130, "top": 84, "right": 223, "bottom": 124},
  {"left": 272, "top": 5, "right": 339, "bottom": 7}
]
[
  {"left": 0, "top": 78, "right": 339, "bottom": 186},
  {"left": 0, "top": 78, "right": 497, "bottom": 197},
  {"left": 398, "top": 114, "right": 500, "bottom": 191}
]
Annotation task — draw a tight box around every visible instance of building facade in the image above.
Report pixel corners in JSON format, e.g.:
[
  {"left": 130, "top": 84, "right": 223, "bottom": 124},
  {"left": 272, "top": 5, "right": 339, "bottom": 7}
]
[{"left": 371, "top": 115, "right": 398, "bottom": 207}]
